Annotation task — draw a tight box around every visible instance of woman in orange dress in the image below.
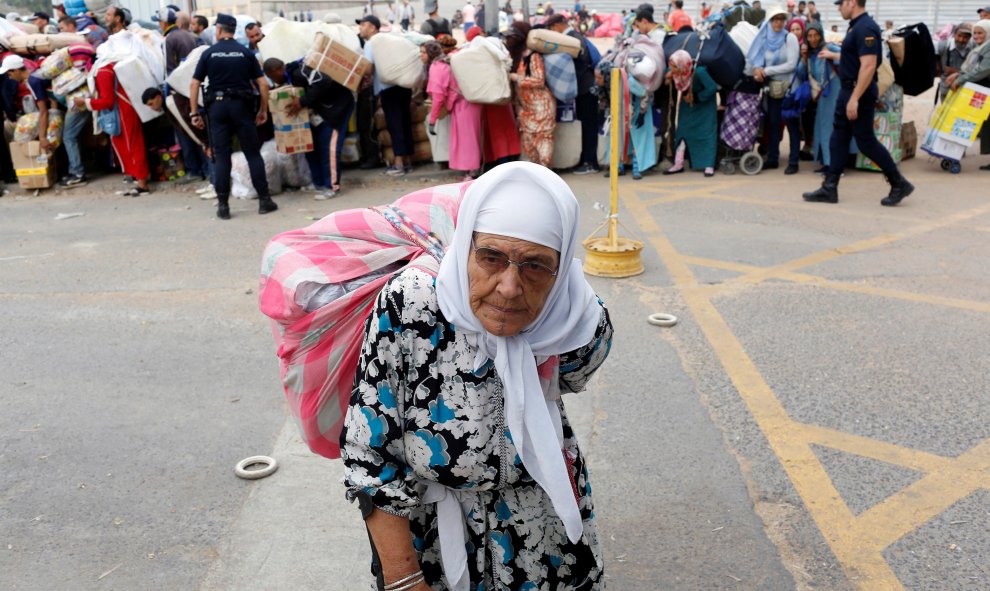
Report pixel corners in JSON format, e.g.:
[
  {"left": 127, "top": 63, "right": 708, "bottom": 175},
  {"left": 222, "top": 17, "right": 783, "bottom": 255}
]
[{"left": 505, "top": 22, "right": 555, "bottom": 167}]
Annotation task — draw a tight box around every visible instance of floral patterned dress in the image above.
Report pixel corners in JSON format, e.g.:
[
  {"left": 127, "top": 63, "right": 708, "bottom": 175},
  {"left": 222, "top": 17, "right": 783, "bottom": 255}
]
[
  {"left": 342, "top": 268, "right": 613, "bottom": 590},
  {"left": 515, "top": 52, "right": 557, "bottom": 168}
]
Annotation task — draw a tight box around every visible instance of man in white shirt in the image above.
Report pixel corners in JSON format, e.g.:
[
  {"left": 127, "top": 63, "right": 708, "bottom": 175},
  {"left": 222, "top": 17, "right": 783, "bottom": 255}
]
[{"left": 462, "top": 1, "right": 476, "bottom": 33}]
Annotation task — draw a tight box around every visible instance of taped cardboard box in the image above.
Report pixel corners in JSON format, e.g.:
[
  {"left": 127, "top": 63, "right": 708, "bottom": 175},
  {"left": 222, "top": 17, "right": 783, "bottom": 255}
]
[
  {"left": 11, "top": 141, "right": 56, "bottom": 189},
  {"left": 269, "top": 86, "right": 314, "bottom": 154},
  {"left": 304, "top": 32, "right": 372, "bottom": 92}
]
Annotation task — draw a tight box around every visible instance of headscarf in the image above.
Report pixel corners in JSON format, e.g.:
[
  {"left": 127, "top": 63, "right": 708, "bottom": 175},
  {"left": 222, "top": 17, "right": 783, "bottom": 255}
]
[
  {"left": 466, "top": 24, "right": 483, "bottom": 41},
  {"left": 747, "top": 11, "right": 789, "bottom": 68},
  {"left": 975, "top": 19, "right": 990, "bottom": 50},
  {"left": 805, "top": 20, "right": 824, "bottom": 51},
  {"left": 961, "top": 20, "right": 990, "bottom": 74},
  {"left": 669, "top": 49, "right": 695, "bottom": 93},
  {"left": 434, "top": 162, "right": 601, "bottom": 591},
  {"left": 787, "top": 17, "right": 806, "bottom": 43},
  {"left": 436, "top": 32, "right": 458, "bottom": 54}
]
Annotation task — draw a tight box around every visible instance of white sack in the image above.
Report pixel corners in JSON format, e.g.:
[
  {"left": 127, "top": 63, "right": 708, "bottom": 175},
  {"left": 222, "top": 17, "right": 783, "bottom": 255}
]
[
  {"left": 370, "top": 33, "right": 422, "bottom": 89},
  {"left": 449, "top": 37, "right": 511, "bottom": 104}
]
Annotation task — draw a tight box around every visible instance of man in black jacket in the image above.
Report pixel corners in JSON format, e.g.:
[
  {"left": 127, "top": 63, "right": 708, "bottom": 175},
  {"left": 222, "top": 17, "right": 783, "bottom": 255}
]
[
  {"left": 265, "top": 58, "right": 356, "bottom": 199},
  {"left": 547, "top": 14, "right": 600, "bottom": 174}
]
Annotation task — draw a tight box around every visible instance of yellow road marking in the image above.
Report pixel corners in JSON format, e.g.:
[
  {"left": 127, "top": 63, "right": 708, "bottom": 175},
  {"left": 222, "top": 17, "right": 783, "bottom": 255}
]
[
  {"left": 680, "top": 255, "right": 990, "bottom": 314},
  {"left": 727, "top": 203, "right": 990, "bottom": 285},
  {"left": 623, "top": 185, "right": 907, "bottom": 590},
  {"left": 853, "top": 438, "right": 990, "bottom": 550},
  {"left": 799, "top": 423, "right": 953, "bottom": 475}
]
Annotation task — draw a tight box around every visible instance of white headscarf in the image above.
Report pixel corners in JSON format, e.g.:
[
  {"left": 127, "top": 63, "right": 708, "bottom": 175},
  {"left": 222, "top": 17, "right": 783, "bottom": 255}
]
[{"left": 433, "top": 162, "right": 601, "bottom": 590}]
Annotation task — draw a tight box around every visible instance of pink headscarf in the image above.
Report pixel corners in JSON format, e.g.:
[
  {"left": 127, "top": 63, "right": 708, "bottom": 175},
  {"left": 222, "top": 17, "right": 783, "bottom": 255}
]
[
  {"left": 668, "top": 49, "right": 695, "bottom": 93},
  {"left": 787, "top": 18, "right": 806, "bottom": 43}
]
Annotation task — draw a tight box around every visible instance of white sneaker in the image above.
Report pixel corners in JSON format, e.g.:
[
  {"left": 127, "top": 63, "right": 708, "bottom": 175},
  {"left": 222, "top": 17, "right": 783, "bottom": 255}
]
[
  {"left": 301, "top": 184, "right": 323, "bottom": 194},
  {"left": 199, "top": 187, "right": 217, "bottom": 200},
  {"left": 195, "top": 183, "right": 214, "bottom": 194},
  {"left": 314, "top": 189, "right": 336, "bottom": 200}
]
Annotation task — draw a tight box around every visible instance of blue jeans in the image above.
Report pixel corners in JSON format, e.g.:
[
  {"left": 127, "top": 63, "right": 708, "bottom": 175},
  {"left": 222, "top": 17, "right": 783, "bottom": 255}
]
[
  {"left": 176, "top": 127, "right": 208, "bottom": 179},
  {"left": 304, "top": 120, "right": 333, "bottom": 189},
  {"left": 766, "top": 96, "right": 800, "bottom": 166},
  {"left": 63, "top": 109, "right": 90, "bottom": 177}
]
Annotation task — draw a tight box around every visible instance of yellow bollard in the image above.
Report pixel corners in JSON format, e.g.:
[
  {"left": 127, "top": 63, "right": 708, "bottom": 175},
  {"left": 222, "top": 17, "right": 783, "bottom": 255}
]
[{"left": 583, "top": 67, "right": 644, "bottom": 278}]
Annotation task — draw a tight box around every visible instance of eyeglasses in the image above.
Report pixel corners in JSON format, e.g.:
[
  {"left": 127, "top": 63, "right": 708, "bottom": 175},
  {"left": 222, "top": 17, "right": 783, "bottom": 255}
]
[{"left": 472, "top": 244, "right": 558, "bottom": 284}]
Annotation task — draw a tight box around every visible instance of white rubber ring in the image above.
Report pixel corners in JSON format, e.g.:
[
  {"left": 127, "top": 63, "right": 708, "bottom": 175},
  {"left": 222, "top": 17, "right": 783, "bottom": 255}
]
[
  {"left": 647, "top": 313, "right": 678, "bottom": 327},
  {"left": 235, "top": 456, "right": 279, "bottom": 480}
]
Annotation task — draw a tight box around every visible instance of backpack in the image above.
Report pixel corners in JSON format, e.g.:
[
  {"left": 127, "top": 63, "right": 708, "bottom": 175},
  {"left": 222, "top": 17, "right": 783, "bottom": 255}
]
[{"left": 259, "top": 183, "right": 466, "bottom": 459}]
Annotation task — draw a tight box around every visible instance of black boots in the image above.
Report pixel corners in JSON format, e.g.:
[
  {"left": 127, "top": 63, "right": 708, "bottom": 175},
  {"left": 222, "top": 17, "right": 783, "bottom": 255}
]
[
  {"left": 802, "top": 174, "right": 839, "bottom": 203},
  {"left": 217, "top": 195, "right": 231, "bottom": 220},
  {"left": 258, "top": 195, "right": 278, "bottom": 214},
  {"left": 881, "top": 171, "right": 914, "bottom": 206}
]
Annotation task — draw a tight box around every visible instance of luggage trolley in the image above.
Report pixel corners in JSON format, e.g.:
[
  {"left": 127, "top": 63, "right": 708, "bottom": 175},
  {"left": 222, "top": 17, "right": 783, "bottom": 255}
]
[
  {"left": 718, "top": 85, "right": 764, "bottom": 175},
  {"left": 920, "top": 82, "right": 990, "bottom": 174}
]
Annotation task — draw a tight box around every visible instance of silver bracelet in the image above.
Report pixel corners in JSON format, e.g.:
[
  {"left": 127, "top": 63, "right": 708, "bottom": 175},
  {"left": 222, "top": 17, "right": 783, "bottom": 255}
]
[
  {"left": 386, "top": 576, "right": 425, "bottom": 591},
  {"left": 383, "top": 570, "right": 424, "bottom": 591}
]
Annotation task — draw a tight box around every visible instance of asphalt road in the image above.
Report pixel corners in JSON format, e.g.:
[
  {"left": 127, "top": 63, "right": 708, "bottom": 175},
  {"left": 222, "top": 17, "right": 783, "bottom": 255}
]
[{"left": 3, "top": 112, "right": 990, "bottom": 590}]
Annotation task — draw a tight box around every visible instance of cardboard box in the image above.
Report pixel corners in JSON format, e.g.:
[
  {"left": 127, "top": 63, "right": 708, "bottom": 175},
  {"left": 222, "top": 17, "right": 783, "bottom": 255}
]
[
  {"left": 268, "top": 86, "right": 313, "bottom": 154},
  {"left": 930, "top": 83, "right": 990, "bottom": 143},
  {"left": 900, "top": 121, "right": 917, "bottom": 160},
  {"left": 11, "top": 141, "right": 56, "bottom": 189},
  {"left": 304, "top": 32, "right": 372, "bottom": 93},
  {"left": 921, "top": 129, "right": 968, "bottom": 161}
]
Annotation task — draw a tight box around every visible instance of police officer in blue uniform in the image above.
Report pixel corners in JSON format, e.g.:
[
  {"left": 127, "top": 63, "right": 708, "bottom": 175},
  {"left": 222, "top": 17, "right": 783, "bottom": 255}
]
[
  {"left": 189, "top": 13, "right": 277, "bottom": 220},
  {"left": 802, "top": 0, "right": 913, "bottom": 206}
]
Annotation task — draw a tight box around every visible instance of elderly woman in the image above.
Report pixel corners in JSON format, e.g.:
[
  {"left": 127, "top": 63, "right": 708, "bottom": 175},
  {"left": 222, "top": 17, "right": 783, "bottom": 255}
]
[
  {"left": 423, "top": 40, "right": 483, "bottom": 180},
  {"left": 746, "top": 5, "right": 800, "bottom": 173},
  {"left": 505, "top": 22, "right": 556, "bottom": 167},
  {"left": 342, "top": 162, "right": 612, "bottom": 591},
  {"left": 948, "top": 20, "right": 990, "bottom": 170},
  {"left": 664, "top": 50, "right": 718, "bottom": 176},
  {"left": 801, "top": 21, "right": 841, "bottom": 172}
]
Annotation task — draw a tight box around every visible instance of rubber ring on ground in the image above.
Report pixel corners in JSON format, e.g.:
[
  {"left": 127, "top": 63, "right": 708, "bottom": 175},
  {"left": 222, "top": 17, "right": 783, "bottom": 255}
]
[
  {"left": 647, "top": 313, "right": 678, "bottom": 327},
  {"left": 235, "top": 455, "right": 279, "bottom": 480}
]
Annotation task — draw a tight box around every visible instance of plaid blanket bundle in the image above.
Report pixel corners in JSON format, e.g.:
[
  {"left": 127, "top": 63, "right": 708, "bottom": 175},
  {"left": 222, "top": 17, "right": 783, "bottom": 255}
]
[
  {"left": 543, "top": 52, "right": 578, "bottom": 102},
  {"left": 720, "top": 90, "right": 763, "bottom": 151},
  {"left": 259, "top": 182, "right": 468, "bottom": 458}
]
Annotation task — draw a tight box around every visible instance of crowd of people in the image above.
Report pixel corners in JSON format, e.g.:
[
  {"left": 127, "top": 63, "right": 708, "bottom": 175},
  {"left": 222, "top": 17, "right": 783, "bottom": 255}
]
[{"left": 2, "top": 1, "right": 989, "bottom": 218}]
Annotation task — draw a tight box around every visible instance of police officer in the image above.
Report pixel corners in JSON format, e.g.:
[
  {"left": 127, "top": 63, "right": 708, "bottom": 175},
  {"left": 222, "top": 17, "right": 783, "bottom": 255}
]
[
  {"left": 189, "top": 13, "right": 277, "bottom": 220},
  {"left": 802, "top": 0, "right": 913, "bottom": 206}
]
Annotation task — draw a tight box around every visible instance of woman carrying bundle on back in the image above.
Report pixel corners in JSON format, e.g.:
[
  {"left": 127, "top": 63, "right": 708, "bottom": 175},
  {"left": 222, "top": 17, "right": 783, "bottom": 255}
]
[
  {"left": 504, "top": 21, "right": 556, "bottom": 167},
  {"left": 422, "top": 39, "right": 483, "bottom": 180},
  {"left": 663, "top": 50, "right": 718, "bottom": 177}
]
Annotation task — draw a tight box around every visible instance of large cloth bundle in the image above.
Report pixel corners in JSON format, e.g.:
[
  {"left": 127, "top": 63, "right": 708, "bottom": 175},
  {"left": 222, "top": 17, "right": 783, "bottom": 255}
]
[
  {"left": 89, "top": 30, "right": 166, "bottom": 123},
  {"left": 527, "top": 28, "right": 581, "bottom": 58},
  {"left": 728, "top": 21, "right": 758, "bottom": 55},
  {"left": 889, "top": 23, "right": 936, "bottom": 97},
  {"left": 114, "top": 56, "right": 162, "bottom": 122},
  {"left": 543, "top": 53, "right": 578, "bottom": 101},
  {"left": 165, "top": 45, "right": 208, "bottom": 99},
  {"left": 663, "top": 24, "right": 744, "bottom": 88},
  {"left": 592, "top": 13, "right": 623, "bottom": 38},
  {"left": 36, "top": 48, "right": 72, "bottom": 79},
  {"left": 8, "top": 33, "right": 86, "bottom": 56},
  {"left": 258, "top": 17, "right": 361, "bottom": 63},
  {"left": 258, "top": 183, "right": 466, "bottom": 458},
  {"left": 61, "top": 0, "right": 113, "bottom": 17},
  {"left": 52, "top": 67, "right": 87, "bottom": 97},
  {"left": 450, "top": 36, "right": 511, "bottom": 104},
  {"left": 371, "top": 32, "right": 422, "bottom": 89},
  {"left": 721, "top": 90, "right": 762, "bottom": 150}
]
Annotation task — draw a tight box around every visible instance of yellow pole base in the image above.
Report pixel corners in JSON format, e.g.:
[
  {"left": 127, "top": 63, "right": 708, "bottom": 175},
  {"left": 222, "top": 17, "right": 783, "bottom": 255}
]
[{"left": 582, "top": 235, "right": 645, "bottom": 277}]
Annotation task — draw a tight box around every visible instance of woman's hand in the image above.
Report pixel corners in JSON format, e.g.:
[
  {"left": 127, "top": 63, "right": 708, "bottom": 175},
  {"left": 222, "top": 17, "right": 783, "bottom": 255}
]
[
  {"left": 191, "top": 112, "right": 205, "bottom": 129},
  {"left": 946, "top": 72, "right": 960, "bottom": 90},
  {"left": 753, "top": 67, "right": 766, "bottom": 83},
  {"left": 73, "top": 97, "right": 86, "bottom": 109},
  {"left": 509, "top": 73, "right": 520, "bottom": 83},
  {"left": 818, "top": 48, "right": 837, "bottom": 61}
]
